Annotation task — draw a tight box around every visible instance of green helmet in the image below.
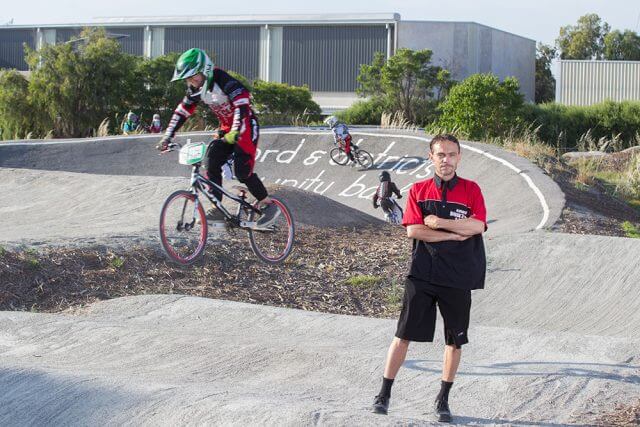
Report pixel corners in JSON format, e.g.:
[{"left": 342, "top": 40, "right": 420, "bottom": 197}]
[{"left": 171, "top": 48, "right": 214, "bottom": 84}]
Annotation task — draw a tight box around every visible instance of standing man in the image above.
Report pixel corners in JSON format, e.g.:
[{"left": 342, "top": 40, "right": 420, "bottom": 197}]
[{"left": 372, "top": 134, "right": 487, "bottom": 423}]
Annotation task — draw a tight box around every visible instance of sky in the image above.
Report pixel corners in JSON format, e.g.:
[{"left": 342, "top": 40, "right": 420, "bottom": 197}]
[{"left": 1, "top": 0, "right": 638, "bottom": 48}]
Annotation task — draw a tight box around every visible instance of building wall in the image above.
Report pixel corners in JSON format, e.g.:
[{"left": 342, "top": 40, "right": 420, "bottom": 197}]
[
  {"left": 557, "top": 60, "right": 640, "bottom": 106},
  {"left": 0, "top": 29, "right": 35, "bottom": 69},
  {"left": 281, "top": 25, "right": 388, "bottom": 92},
  {"left": 164, "top": 26, "right": 261, "bottom": 79},
  {"left": 0, "top": 19, "right": 534, "bottom": 106},
  {"left": 397, "top": 21, "right": 535, "bottom": 101}
]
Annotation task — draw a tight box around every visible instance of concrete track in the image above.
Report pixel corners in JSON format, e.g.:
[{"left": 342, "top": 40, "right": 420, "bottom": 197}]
[{"left": 0, "top": 129, "right": 638, "bottom": 425}]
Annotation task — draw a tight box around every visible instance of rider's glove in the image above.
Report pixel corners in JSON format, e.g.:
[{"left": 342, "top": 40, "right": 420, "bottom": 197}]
[
  {"left": 156, "top": 135, "right": 172, "bottom": 151},
  {"left": 224, "top": 130, "right": 239, "bottom": 144}
]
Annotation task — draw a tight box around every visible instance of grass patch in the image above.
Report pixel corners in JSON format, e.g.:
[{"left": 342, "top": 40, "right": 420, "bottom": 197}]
[
  {"left": 621, "top": 221, "right": 640, "bottom": 238},
  {"left": 344, "top": 275, "right": 383, "bottom": 288},
  {"left": 108, "top": 255, "right": 125, "bottom": 269},
  {"left": 0, "top": 245, "right": 6, "bottom": 257},
  {"left": 573, "top": 181, "right": 590, "bottom": 192},
  {"left": 26, "top": 258, "right": 40, "bottom": 270}
]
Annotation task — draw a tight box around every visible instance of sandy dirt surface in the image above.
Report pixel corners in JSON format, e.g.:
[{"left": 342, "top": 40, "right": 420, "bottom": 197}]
[{"left": 0, "top": 129, "right": 638, "bottom": 425}]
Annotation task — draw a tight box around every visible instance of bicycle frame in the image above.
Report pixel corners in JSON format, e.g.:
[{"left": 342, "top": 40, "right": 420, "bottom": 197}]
[{"left": 187, "top": 162, "right": 262, "bottom": 228}]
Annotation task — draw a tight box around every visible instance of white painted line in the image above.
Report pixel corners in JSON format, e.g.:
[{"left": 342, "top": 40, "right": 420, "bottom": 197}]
[
  {"left": 262, "top": 130, "right": 552, "bottom": 230},
  {"left": 2, "top": 129, "right": 552, "bottom": 229}
]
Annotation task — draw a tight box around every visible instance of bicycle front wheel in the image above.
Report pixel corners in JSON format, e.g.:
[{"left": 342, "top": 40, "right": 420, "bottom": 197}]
[
  {"left": 330, "top": 147, "right": 350, "bottom": 165},
  {"left": 159, "top": 190, "right": 208, "bottom": 265},
  {"left": 248, "top": 197, "right": 295, "bottom": 264},
  {"left": 355, "top": 148, "right": 374, "bottom": 169}
]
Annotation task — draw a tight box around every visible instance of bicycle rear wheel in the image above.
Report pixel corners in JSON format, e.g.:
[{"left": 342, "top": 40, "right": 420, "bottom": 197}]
[
  {"left": 330, "top": 147, "right": 350, "bottom": 165},
  {"left": 355, "top": 148, "right": 374, "bottom": 169},
  {"left": 248, "top": 197, "right": 295, "bottom": 264},
  {"left": 159, "top": 190, "right": 208, "bottom": 265}
]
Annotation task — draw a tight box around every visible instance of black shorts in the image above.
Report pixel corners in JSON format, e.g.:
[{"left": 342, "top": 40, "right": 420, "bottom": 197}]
[{"left": 395, "top": 277, "right": 471, "bottom": 348}]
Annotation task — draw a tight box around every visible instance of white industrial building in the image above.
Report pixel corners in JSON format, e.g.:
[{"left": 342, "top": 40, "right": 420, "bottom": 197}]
[
  {"left": 556, "top": 60, "right": 640, "bottom": 106},
  {"left": 0, "top": 14, "right": 535, "bottom": 111}
]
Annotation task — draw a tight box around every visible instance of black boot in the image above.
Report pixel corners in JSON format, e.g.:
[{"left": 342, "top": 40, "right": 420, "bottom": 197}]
[
  {"left": 372, "top": 395, "right": 389, "bottom": 415},
  {"left": 434, "top": 398, "right": 452, "bottom": 423}
]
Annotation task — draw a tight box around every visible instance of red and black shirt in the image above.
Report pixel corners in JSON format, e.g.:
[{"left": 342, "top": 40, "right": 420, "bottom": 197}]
[{"left": 402, "top": 174, "right": 487, "bottom": 290}]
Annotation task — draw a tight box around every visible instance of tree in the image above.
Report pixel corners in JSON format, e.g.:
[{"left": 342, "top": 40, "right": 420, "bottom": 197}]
[
  {"left": 131, "top": 52, "right": 184, "bottom": 128},
  {"left": 437, "top": 74, "right": 524, "bottom": 140},
  {"left": 355, "top": 48, "right": 443, "bottom": 123},
  {"left": 381, "top": 48, "right": 441, "bottom": 122},
  {"left": 356, "top": 51, "right": 386, "bottom": 98},
  {"left": 25, "top": 27, "right": 137, "bottom": 137},
  {"left": 434, "top": 69, "right": 455, "bottom": 102},
  {"left": 0, "top": 70, "right": 37, "bottom": 139},
  {"left": 603, "top": 29, "right": 640, "bottom": 60},
  {"left": 557, "top": 13, "right": 610, "bottom": 60},
  {"left": 535, "top": 43, "right": 556, "bottom": 104}
]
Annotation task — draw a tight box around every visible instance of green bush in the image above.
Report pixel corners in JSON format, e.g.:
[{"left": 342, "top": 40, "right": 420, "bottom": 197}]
[
  {"left": 337, "top": 98, "right": 388, "bottom": 125},
  {"left": 0, "top": 70, "right": 36, "bottom": 140},
  {"left": 520, "top": 101, "right": 640, "bottom": 151},
  {"left": 252, "top": 80, "right": 321, "bottom": 125},
  {"left": 25, "top": 27, "right": 137, "bottom": 137},
  {"left": 437, "top": 73, "right": 524, "bottom": 140},
  {"left": 129, "top": 52, "right": 184, "bottom": 130}
]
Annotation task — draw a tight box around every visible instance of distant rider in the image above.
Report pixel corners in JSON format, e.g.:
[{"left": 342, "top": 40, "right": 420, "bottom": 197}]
[
  {"left": 325, "top": 116, "right": 356, "bottom": 164},
  {"left": 373, "top": 171, "right": 402, "bottom": 217}
]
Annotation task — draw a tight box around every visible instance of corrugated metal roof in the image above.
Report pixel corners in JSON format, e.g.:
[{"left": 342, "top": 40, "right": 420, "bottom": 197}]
[{"left": 0, "top": 13, "right": 400, "bottom": 29}]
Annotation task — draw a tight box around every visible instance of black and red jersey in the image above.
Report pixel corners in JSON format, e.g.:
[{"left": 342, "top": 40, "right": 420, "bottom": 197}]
[
  {"left": 402, "top": 174, "right": 487, "bottom": 290},
  {"left": 373, "top": 181, "right": 401, "bottom": 205},
  {"left": 164, "top": 68, "right": 253, "bottom": 139}
]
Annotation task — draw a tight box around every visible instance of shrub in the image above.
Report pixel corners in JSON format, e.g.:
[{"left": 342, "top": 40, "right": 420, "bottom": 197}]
[
  {"left": 337, "top": 98, "right": 387, "bottom": 125},
  {"left": 129, "top": 52, "right": 185, "bottom": 131},
  {"left": 25, "top": 27, "right": 137, "bottom": 137},
  {"left": 520, "top": 101, "right": 640, "bottom": 151},
  {"left": 0, "top": 70, "right": 36, "bottom": 140},
  {"left": 252, "top": 80, "right": 321, "bottom": 125},
  {"left": 437, "top": 73, "right": 524, "bottom": 140}
]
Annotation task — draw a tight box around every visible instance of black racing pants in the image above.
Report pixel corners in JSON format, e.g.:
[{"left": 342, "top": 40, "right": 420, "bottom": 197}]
[
  {"left": 204, "top": 135, "right": 268, "bottom": 202},
  {"left": 379, "top": 198, "right": 395, "bottom": 215}
]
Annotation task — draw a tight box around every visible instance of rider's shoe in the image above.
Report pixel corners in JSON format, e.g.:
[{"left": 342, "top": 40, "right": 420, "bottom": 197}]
[
  {"left": 372, "top": 394, "right": 390, "bottom": 415},
  {"left": 205, "top": 207, "right": 226, "bottom": 223},
  {"left": 257, "top": 203, "right": 280, "bottom": 227},
  {"left": 434, "top": 399, "right": 453, "bottom": 423}
]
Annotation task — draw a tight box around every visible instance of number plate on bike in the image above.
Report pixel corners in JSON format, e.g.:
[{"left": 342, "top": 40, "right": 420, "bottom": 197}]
[{"left": 179, "top": 142, "right": 206, "bottom": 165}]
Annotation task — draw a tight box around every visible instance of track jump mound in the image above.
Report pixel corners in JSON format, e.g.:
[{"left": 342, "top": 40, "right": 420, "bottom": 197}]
[
  {"left": 0, "top": 128, "right": 566, "bottom": 238},
  {"left": 265, "top": 184, "right": 384, "bottom": 229}
]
